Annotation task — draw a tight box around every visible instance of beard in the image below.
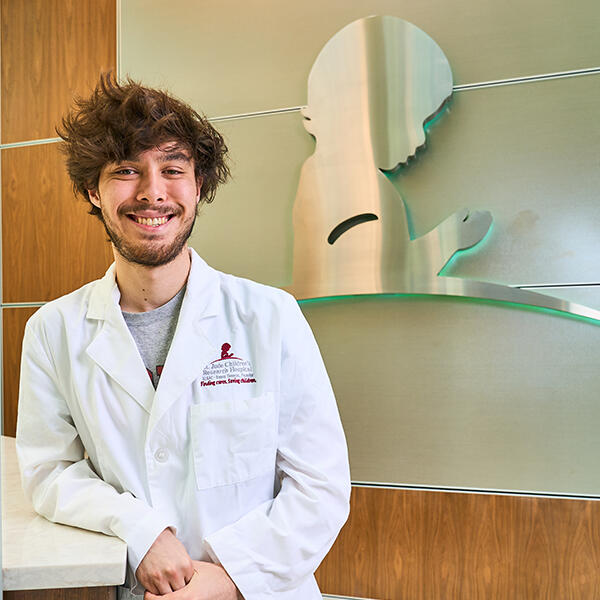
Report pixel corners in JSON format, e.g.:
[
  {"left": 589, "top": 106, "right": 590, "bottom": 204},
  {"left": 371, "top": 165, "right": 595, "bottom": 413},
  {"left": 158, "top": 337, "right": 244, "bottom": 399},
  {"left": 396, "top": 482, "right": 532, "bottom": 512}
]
[{"left": 99, "top": 202, "right": 197, "bottom": 267}]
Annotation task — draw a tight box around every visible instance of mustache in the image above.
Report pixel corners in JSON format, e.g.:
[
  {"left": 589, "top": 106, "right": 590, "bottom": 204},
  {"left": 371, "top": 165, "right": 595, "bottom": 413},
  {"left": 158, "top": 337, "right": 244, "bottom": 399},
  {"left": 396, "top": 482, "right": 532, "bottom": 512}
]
[{"left": 117, "top": 203, "right": 182, "bottom": 216}]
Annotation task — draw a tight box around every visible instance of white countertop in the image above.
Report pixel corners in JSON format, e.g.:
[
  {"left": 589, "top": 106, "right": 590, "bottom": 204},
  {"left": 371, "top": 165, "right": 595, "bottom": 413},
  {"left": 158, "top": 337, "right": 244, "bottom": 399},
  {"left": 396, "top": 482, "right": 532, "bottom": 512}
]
[{"left": 1, "top": 436, "right": 127, "bottom": 590}]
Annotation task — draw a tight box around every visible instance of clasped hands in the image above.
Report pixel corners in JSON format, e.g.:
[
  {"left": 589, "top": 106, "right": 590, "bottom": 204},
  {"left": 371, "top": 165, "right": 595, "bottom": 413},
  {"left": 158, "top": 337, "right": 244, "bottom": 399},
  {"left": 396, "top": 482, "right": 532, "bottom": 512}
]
[{"left": 137, "top": 528, "right": 241, "bottom": 600}]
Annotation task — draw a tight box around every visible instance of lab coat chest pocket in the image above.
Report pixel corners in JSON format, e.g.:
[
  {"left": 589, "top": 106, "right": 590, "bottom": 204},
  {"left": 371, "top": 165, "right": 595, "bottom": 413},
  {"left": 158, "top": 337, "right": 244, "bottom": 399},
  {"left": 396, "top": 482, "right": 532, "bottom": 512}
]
[{"left": 190, "top": 392, "right": 277, "bottom": 490}]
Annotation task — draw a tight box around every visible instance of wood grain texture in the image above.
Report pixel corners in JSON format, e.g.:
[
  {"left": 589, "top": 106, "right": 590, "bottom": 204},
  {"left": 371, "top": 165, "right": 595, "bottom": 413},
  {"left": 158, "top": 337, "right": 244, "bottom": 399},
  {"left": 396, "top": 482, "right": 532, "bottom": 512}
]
[
  {"left": 2, "top": 143, "right": 114, "bottom": 303},
  {"left": 4, "top": 587, "right": 116, "bottom": 600},
  {"left": 315, "top": 486, "right": 600, "bottom": 599},
  {"left": 3, "top": 307, "right": 39, "bottom": 436},
  {"left": 1, "top": 0, "right": 116, "bottom": 143}
]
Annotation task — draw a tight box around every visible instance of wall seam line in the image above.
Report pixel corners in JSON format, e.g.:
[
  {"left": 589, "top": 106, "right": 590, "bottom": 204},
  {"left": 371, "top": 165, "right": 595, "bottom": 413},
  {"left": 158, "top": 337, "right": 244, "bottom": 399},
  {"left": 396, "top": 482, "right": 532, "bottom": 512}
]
[
  {"left": 0, "top": 137, "right": 62, "bottom": 150},
  {"left": 514, "top": 283, "right": 600, "bottom": 289},
  {"left": 0, "top": 0, "right": 4, "bottom": 442},
  {"left": 2, "top": 303, "right": 47, "bottom": 308},
  {"left": 322, "top": 595, "right": 380, "bottom": 600},
  {"left": 454, "top": 66, "right": 600, "bottom": 92},
  {"left": 351, "top": 481, "right": 600, "bottom": 500},
  {"left": 116, "top": 0, "right": 122, "bottom": 80}
]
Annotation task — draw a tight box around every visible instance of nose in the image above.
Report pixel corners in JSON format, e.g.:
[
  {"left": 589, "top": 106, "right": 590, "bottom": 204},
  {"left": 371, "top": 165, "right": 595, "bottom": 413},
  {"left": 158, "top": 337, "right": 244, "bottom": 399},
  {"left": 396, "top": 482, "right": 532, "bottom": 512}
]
[{"left": 136, "top": 168, "right": 166, "bottom": 202}]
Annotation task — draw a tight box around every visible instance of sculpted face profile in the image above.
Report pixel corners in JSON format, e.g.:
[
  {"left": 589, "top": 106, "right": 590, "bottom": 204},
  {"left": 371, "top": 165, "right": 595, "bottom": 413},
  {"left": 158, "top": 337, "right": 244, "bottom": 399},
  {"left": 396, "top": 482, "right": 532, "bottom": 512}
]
[{"left": 289, "top": 15, "right": 600, "bottom": 322}]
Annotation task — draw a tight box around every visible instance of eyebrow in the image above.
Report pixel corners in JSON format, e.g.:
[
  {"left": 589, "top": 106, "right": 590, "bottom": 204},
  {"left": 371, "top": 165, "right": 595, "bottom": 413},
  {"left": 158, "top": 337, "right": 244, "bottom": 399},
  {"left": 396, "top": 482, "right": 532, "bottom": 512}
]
[
  {"left": 112, "top": 146, "right": 193, "bottom": 168},
  {"left": 158, "top": 151, "right": 192, "bottom": 163}
]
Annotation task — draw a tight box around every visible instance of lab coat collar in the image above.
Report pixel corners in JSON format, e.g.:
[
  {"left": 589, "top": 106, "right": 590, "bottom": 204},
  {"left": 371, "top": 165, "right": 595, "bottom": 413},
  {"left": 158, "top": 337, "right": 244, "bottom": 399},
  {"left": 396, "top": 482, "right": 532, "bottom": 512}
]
[
  {"left": 85, "top": 262, "right": 153, "bottom": 412},
  {"left": 84, "top": 248, "right": 221, "bottom": 419},
  {"left": 181, "top": 248, "right": 221, "bottom": 320},
  {"left": 85, "top": 249, "right": 220, "bottom": 321},
  {"left": 86, "top": 262, "right": 120, "bottom": 321}
]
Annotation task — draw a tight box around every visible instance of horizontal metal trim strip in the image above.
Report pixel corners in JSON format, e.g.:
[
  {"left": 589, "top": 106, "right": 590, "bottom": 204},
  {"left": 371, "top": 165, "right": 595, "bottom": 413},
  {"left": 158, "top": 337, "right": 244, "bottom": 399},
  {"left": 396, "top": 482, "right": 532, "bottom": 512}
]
[
  {"left": 208, "top": 106, "right": 305, "bottom": 122},
  {"left": 323, "top": 594, "right": 380, "bottom": 600},
  {"left": 2, "top": 302, "right": 47, "bottom": 308},
  {"left": 454, "top": 66, "right": 600, "bottom": 92},
  {"left": 0, "top": 137, "right": 62, "bottom": 150},
  {"left": 513, "top": 282, "right": 600, "bottom": 290},
  {"left": 351, "top": 480, "right": 600, "bottom": 501}
]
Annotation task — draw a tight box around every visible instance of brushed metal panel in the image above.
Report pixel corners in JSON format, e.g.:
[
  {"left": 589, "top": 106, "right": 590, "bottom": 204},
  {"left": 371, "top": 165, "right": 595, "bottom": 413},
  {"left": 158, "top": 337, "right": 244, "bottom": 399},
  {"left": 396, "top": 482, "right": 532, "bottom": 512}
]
[
  {"left": 300, "top": 294, "right": 600, "bottom": 495},
  {"left": 120, "top": 0, "right": 600, "bottom": 118},
  {"left": 188, "top": 111, "right": 313, "bottom": 287},
  {"left": 189, "top": 74, "right": 599, "bottom": 293},
  {"left": 392, "top": 73, "right": 600, "bottom": 286}
]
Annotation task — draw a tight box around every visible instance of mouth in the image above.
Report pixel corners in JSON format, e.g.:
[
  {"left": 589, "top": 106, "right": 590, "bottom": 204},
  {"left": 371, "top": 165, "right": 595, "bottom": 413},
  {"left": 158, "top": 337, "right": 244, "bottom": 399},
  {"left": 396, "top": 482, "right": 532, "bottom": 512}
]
[{"left": 127, "top": 214, "right": 173, "bottom": 228}]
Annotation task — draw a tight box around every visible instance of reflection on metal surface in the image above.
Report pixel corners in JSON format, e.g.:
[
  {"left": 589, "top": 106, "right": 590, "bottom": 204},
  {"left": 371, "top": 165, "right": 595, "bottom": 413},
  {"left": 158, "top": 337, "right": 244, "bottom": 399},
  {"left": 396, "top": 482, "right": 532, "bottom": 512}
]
[{"left": 289, "top": 15, "right": 600, "bottom": 322}]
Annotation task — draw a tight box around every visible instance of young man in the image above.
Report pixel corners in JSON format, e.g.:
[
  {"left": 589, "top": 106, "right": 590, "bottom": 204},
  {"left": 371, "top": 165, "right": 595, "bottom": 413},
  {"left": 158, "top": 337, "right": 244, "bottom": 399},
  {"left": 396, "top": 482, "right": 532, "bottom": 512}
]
[{"left": 16, "top": 75, "right": 350, "bottom": 600}]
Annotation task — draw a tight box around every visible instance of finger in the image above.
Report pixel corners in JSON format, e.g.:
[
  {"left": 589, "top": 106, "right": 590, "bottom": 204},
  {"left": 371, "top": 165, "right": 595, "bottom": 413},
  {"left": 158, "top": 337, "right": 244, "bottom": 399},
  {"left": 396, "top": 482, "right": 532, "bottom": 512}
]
[
  {"left": 169, "top": 573, "right": 187, "bottom": 591},
  {"left": 144, "top": 583, "right": 160, "bottom": 596},
  {"left": 155, "top": 578, "right": 174, "bottom": 596},
  {"left": 146, "top": 571, "right": 197, "bottom": 600},
  {"left": 141, "top": 576, "right": 165, "bottom": 596},
  {"left": 145, "top": 589, "right": 177, "bottom": 600},
  {"left": 183, "top": 561, "right": 196, "bottom": 583},
  {"left": 145, "top": 587, "right": 188, "bottom": 600}
]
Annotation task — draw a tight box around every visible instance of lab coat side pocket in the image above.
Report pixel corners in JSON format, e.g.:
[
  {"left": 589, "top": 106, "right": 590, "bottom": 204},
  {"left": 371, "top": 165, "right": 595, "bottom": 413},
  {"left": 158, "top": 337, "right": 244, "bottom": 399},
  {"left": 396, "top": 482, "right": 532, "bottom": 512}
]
[{"left": 190, "top": 393, "right": 277, "bottom": 490}]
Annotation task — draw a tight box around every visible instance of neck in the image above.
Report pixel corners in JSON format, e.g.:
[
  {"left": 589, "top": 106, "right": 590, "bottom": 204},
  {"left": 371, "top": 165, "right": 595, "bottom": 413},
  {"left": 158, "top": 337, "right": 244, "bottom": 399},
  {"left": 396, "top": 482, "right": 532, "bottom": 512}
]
[{"left": 114, "top": 247, "right": 191, "bottom": 313}]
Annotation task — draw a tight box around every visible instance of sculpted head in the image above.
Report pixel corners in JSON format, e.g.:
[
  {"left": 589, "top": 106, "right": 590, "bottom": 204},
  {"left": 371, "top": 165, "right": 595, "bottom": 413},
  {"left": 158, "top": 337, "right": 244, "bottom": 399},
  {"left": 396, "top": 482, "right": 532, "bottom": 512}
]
[{"left": 304, "top": 16, "right": 453, "bottom": 168}]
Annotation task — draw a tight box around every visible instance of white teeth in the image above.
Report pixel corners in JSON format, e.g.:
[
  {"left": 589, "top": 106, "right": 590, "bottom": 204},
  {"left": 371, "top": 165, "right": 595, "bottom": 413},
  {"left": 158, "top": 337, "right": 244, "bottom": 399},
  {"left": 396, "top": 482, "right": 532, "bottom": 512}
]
[{"left": 134, "top": 216, "right": 168, "bottom": 226}]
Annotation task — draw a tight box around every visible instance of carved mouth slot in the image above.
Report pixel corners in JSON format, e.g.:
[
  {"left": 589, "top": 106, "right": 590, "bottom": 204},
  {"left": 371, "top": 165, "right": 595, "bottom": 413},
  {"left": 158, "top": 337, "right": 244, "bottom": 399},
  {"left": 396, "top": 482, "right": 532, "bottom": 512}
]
[{"left": 327, "top": 213, "right": 379, "bottom": 245}]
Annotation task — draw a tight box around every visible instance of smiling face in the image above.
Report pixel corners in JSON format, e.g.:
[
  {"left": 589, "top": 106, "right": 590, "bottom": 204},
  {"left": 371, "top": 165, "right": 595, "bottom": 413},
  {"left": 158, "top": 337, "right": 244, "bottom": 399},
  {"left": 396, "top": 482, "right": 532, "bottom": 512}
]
[{"left": 88, "top": 142, "right": 202, "bottom": 267}]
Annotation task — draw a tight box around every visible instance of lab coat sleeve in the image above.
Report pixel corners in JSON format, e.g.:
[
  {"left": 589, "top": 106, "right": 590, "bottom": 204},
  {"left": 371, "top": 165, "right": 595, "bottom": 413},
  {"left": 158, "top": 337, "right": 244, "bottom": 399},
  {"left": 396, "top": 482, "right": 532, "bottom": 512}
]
[
  {"left": 16, "top": 321, "right": 174, "bottom": 574},
  {"left": 204, "top": 293, "right": 351, "bottom": 598}
]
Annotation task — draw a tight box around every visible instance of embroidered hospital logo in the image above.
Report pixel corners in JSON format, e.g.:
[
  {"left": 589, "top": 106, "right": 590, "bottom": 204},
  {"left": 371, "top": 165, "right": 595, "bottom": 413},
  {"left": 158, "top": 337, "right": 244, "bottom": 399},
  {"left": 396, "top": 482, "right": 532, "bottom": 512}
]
[
  {"left": 201, "top": 343, "right": 257, "bottom": 386},
  {"left": 217, "top": 343, "right": 236, "bottom": 361}
]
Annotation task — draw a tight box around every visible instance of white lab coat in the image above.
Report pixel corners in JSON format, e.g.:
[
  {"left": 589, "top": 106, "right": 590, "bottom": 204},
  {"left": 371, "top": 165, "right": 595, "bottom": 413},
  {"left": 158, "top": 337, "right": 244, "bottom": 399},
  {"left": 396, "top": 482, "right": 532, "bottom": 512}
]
[{"left": 16, "top": 249, "right": 351, "bottom": 599}]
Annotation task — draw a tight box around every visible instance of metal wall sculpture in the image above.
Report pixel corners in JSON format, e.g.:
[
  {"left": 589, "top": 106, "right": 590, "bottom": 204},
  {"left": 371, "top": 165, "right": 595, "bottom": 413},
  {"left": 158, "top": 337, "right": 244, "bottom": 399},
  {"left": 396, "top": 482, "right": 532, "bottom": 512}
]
[{"left": 289, "top": 15, "right": 600, "bottom": 322}]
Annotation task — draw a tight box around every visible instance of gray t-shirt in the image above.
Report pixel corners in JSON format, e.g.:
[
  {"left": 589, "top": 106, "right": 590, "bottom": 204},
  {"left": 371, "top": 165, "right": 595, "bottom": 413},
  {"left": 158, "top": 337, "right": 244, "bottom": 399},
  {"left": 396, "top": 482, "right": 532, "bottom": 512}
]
[{"left": 122, "top": 286, "right": 186, "bottom": 388}]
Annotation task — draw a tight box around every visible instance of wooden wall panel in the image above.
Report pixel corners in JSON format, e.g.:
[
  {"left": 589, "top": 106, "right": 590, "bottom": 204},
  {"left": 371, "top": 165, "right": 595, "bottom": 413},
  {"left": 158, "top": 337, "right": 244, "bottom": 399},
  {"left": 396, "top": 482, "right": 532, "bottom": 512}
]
[
  {"left": 0, "top": 0, "right": 116, "bottom": 144},
  {"left": 3, "top": 307, "right": 39, "bottom": 437},
  {"left": 315, "top": 487, "right": 600, "bottom": 599},
  {"left": 1, "top": 143, "right": 113, "bottom": 302},
  {"left": 4, "top": 587, "right": 116, "bottom": 600}
]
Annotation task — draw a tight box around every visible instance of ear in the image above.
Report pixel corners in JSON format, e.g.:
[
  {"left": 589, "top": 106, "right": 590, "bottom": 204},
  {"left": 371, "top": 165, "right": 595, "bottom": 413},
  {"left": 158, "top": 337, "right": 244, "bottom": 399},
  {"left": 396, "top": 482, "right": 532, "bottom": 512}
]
[{"left": 87, "top": 188, "right": 101, "bottom": 208}]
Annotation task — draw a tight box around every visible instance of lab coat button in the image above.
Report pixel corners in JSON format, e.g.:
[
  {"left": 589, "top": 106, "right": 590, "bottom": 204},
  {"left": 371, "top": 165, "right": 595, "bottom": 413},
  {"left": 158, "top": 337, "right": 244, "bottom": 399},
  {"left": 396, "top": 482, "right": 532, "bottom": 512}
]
[{"left": 154, "top": 448, "right": 169, "bottom": 463}]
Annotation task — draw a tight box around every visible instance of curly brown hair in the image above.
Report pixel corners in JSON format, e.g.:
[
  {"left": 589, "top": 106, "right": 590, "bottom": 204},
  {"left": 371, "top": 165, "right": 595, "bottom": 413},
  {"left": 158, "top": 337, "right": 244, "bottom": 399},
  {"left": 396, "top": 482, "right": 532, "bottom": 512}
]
[{"left": 57, "top": 73, "right": 229, "bottom": 218}]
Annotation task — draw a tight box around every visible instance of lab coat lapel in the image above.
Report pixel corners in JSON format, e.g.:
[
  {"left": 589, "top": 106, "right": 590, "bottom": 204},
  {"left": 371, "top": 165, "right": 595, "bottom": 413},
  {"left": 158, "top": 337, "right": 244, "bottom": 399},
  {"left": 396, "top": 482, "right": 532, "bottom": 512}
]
[
  {"left": 148, "top": 250, "right": 220, "bottom": 433},
  {"left": 85, "top": 265, "right": 155, "bottom": 414}
]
